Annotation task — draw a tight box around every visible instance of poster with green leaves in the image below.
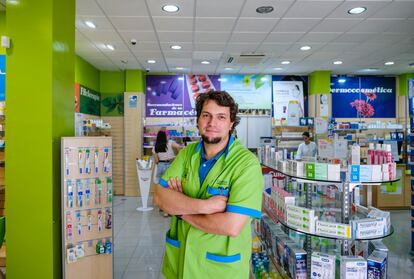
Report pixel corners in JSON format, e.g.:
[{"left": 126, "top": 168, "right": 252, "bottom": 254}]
[
  {"left": 79, "top": 84, "right": 101, "bottom": 116},
  {"left": 101, "top": 93, "right": 124, "bottom": 116}
]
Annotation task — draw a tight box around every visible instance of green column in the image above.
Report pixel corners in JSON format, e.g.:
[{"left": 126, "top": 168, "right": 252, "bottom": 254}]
[
  {"left": 398, "top": 73, "right": 414, "bottom": 96},
  {"left": 125, "top": 69, "right": 145, "bottom": 92},
  {"left": 309, "top": 70, "right": 331, "bottom": 95},
  {"left": 6, "top": 0, "right": 75, "bottom": 278}
]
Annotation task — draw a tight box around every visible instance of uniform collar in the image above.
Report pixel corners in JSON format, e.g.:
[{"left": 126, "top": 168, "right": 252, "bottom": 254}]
[{"left": 196, "top": 135, "right": 235, "bottom": 159}]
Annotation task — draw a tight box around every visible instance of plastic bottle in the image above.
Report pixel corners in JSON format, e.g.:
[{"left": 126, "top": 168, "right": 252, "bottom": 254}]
[
  {"left": 367, "top": 143, "right": 375, "bottom": 165},
  {"left": 385, "top": 144, "right": 393, "bottom": 163},
  {"left": 375, "top": 144, "right": 382, "bottom": 165}
]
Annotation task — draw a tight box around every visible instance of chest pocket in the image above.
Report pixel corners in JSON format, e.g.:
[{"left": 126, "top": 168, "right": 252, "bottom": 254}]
[{"left": 207, "top": 186, "right": 229, "bottom": 197}]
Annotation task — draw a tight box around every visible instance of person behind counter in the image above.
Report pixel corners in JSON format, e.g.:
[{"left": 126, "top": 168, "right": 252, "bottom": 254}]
[{"left": 296, "top": 131, "right": 317, "bottom": 160}]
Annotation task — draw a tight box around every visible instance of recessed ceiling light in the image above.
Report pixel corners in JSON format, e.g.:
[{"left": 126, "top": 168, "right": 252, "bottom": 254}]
[
  {"left": 384, "top": 61, "right": 394, "bottom": 66},
  {"left": 348, "top": 7, "right": 366, "bottom": 15},
  {"left": 171, "top": 45, "right": 182, "bottom": 50},
  {"left": 201, "top": 60, "right": 210, "bottom": 65},
  {"left": 273, "top": 67, "right": 283, "bottom": 70},
  {"left": 338, "top": 78, "right": 346, "bottom": 83},
  {"left": 175, "top": 67, "right": 184, "bottom": 70},
  {"left": 333, "top": 60, "right": 343, "bottom": 65},
  {"left": 218, "top": 78, "right": 228, "bottom": 82},
  {"left": 178, "top": 77, "right": 184, "bottom": 81},
  {"left": 281, "top": 61, "right": 290, "bottom": 65},
  {"left": 147, "top": 60, "right": 156, "bottom": 64},
  {"left": 106, "top": 44, "right": 115, "bottom": 51},
  {"left": 256, "top": 6, "right": 274, "bottom": 14},
  {"left": 162, "top": 4, "right": 179, "bottom": 13},
  {"left": 85, "top": 21, "right": 96, "bottom": 29},
  {"left": 361, "top": 68, "right": 379, "bottom": 72},
  {"left": 300, "top": 46, "right": 311, "bottom": 51},
  {"left": 224, "top": 67, "right": 233, "bottom": 70}
]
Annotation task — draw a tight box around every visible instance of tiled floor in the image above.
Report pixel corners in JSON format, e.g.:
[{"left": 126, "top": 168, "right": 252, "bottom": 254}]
[{"left": 114, "top": 197, "right": 414, "bottom": 279}]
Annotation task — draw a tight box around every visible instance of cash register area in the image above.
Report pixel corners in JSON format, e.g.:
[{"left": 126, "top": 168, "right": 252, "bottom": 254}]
[{"left": 112, "top": 196, "right": 414, "bottom": 279}]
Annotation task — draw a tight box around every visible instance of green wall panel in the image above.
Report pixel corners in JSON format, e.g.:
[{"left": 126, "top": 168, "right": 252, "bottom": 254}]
[
  {"left": 75, "top": 55, "right": 100, "bottom": 92},
  {"left": 101, "top": 93, "right": 124, "bottom": 116},
  {"left": 309, "top": 71, "right": 331, "bottom": 95},
  {"left": 398, "top": 73, "right": 414, "bottom": 96},
  {"left": 6, "top": 1, "right": 75, "bottom": 278},
  {"left": 125, "top": 69, "right": 144, "bottom": 92},
  {"left": 0, "top": 11, "right": 6, "bottom": 55},
  {"left": 100, "top": 71, "right": 125, "bottom": 93}
]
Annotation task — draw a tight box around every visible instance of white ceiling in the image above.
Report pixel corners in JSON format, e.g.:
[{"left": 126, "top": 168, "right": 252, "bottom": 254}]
[{"left": 76, "top": 0, "right": 414, "bottom": 75}]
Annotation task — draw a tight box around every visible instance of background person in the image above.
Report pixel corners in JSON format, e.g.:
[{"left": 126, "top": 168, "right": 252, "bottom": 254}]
[{"left": 296, "top": 131, "right": 317, "bottom": 160}]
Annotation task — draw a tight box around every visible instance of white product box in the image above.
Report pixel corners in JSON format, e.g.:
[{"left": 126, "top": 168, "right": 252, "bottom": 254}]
[
  {"left": 286, "top": 205, "right": 316, "bottom": 233},
  {"left": 359, "top": 165, "right": 373, "bottom": 182},
  {"left": 316, "top": 220, "right": 351, "bottom": 239},
  {"left": 351, "top": 218, "right": 386, "bottom": 239},
  {"left": 368, "top": 207, "right": 391, "bottom": 231},
  {"left": 296, "top": 161, "right": 304, "bottom": 177},
  {"left": 311, "top": 252, "right": 336, "bottom": 279},
  {"left": 371, "top": 165, "right": 382, "bottom": 181},
  {"left": 314, "top": 163, "right": 328, "bottom": 180},
  {"left": 327, "top": 164, "right": 340, "bottom": 181},
  {"left": 340, "top": 256, "right": 367, "bottom": 279},
  {"left": 382, "top": 164, "right": 390, "bottom": 181}
]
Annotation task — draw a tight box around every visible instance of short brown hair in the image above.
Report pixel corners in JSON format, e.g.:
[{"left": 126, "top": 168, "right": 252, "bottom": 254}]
[{"left": 195, "top": 91, "right": 240, "bottom": 133}]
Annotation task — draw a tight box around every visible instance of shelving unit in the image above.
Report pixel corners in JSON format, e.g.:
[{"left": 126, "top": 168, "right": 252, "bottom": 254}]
[{"left": 258, "top": 160, "right": 397, "bottom": 278}]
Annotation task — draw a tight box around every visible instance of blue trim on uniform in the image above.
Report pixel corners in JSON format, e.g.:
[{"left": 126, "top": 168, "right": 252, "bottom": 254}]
[
  {"left": 224, "top": 135, "right": 235, "bottom": 158},
  {"left": 206, "top": 252, "right": 241, "bottom": 263},
  {"left": 166, "top": 235, "right": 180, "bottom": 248},
  {"left": 159, "top": 178, "right": 169, "bottom": 188},
  {"left": 207, "top": 186, "right": 229, "bottom": 197},
  {"left": 226, "top": 204, "right": 262, "bottom": 219}
]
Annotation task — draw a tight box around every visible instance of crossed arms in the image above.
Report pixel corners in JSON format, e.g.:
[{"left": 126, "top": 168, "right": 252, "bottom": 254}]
[{"left": 153, "top": 177, "right": 249, "bottom": 237}]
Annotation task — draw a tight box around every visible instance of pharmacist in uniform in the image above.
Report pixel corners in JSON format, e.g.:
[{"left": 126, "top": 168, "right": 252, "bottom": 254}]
[
  {"left": 296, "top": 131, "right": 317, "bottom": 160},
  {"left": 154, "top": 91, "right": 263, "bottom": 279}
]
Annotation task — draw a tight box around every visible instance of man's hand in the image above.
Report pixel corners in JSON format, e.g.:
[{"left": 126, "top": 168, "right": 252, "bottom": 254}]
[
  {"left": 168, "top": 176, "right": 183, "bottom": 192},
  {"left": 203, "top": 195, "right": 227, "bottom": 214}
]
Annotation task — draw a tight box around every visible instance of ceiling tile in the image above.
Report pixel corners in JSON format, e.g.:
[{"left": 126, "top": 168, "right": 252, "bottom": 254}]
[
  {"left": 196, "top": 0, "right": 245, "bottom": 17},
  {"left": 119, "top": 31, "right": 157, "bottom": 42},
  {"left": 159, "top": 42, "right": 193, "bottom": 52},
  {"left": 256, "top": 43, "right": 292, "bottom": 53},
  {"left": 109, "top": 16, "right": 153, "bottom": 31},
  {"left": 264, "top": 32, "right": 305, "bottom": 43},
  {"left": 191, "top": 64, "right": 217, "bottom": 74},
  {"left": 96, "top": 0, "right": 149, "bottom": 16},
  {"left": 194, "top": 42, "right": 227, "bottom": 51},
  {"left": 298, "top": 32, "right": 341, "bottom": 43},
  {"left": 284, "top": 1, "right": 342, "bottom": 18},
  {"left": 195, "top": 17, "right": 237, "bottom": 32},
  {"left": 162, "top": 51, "right": 194, "bottom": 59},
  {"left": 76, "top": 0, "right": 105, "bottom": 16},
  {"left": 349, "top": 19, "right": 406, "bottom": 33},
  {"left": 234, "top": 18, "right": 278, "bottom": 32},
  {"left": 229, "top": 32, "right": 268, "bottom": 43},
  {"left": 153, "top": 17, "right": 194, "bottom": 32},
  {"left": 225, "top": 43, "right": 261, "bottom": 52},
  {"left": 77, "top": 29, "right": 123, "bottom": 42},
  {"left": 147, "top": 0, "right": 195, "bottom": 17},
  {"left": 384, "top": 19, "right": 414, "bottom": 34},
  {"left": 158, "top": 31, "right": 193, "bottom": 42},
  {"left": 165, "top": 58, "right": 192, "bottom": 67},
  {"left": 195, "top": 32, "right": 232, "bottom": 43},
  {"left": 274, "top": 19, "right": 321, "bottom": 32},
  {"left": 193, "top": 51, "right": 223, "bottom": 60},
  {"left": 319, "top": 42, "right": 360, "bottom": 52},
  {"left": 334, "top": 32, "right": 376, "bottom": 43},
  {"left": 240, "top": 0, "right": 295, "bottom": 18},
  {"left": 127, "top": 42, "right": 161, "bottom": 52},
  {"left": 312, "top": 19, "right": 363, "bottom": 32},
  {"left": 372, "top": 1, "right": 414, "bottom": 18},
  {"left": 76, "top": 16, "right": 114, "bottom": 31}
]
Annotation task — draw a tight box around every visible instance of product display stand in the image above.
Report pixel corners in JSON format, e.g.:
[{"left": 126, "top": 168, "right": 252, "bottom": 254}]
[
  {"left": 61, "top": 137, "right": 113, "bottom": 279},
  {"left": 136, "top": 160, "right": 153, "bottom": 212},
  {"left": 409, "top": 90, "right": 414, "bottom": 254},
  {"left": 260, "top": 161, "right": 397, "bottom": 278}
]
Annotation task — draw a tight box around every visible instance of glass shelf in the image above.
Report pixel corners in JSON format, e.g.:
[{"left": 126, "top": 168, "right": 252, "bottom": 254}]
[
  {"left": 262, "top": 163, "right": 400, "bottom": 185},
  {"left": 263, "top": 207, "right": 394, "bottom": 241}
]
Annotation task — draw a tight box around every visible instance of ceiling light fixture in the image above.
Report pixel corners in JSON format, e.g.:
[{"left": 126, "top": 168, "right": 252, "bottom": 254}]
[
  {"left": 333, "top": 60, "right": 343, "bottom": 65},
  {"left": 171, "top": 45, "right": 182, "bottom": 50},
  {"left": 175, "top": 67, "right": 184, "bottom": 70},
  {"left": 281, "top": 61, "right": 290, "bottom": 65},
  {"left": 201, "top": 60, "right": 210, "bottom": 65},
  {"left": 338, "top": 78, "right": 346, "bottom": 83},
  {"left": 300, "top": 46, "right": 311, "bottom": 51},
  {"left": 85, "top": 21, "right": 96, "bottom": 29},
  {"left": 384, "top": 61, "right": 394, "bottom": 66},
  {"left": 147, "top": 60, "right": 156, "bottom": 64},
  {"left": 162, "top": 4, "right": 179, "bottom": 13},
  {"left": 256, "top": 6, "right": 274, "bottom": 14},
  {"left": 224, "top": 67, "right": 233, "bottom": 70},
  {"left": 273, "top": 67, "right": 283, "bottom": 70},
  {"left": 348, "top": 7, "right": 366, "bottom": 15},
  {"left": 106, "top": 44, "right": 115, "bottom": 51}
]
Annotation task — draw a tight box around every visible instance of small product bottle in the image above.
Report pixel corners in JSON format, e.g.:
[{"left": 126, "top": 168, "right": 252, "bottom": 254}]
[
  {"left": 375, "top": 144, "right": 382, "bottom": 165},
  {"left": 367, "top": 143, "right": 375, "bottom": 165},
  {"left": 385, "top": 144, "right": 393, "bottom": 163}
]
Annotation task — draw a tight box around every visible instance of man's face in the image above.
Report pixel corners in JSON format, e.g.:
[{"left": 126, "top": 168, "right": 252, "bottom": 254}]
[
  {"left": 303, "top": 135, "right": 310, "bottom": 143},
  {"left": 198, "top": 99, "right": 234, "bottom": 144}
]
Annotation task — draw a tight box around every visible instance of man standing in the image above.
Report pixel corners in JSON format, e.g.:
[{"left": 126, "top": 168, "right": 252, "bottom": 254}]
[{"left": 154, "top": 91, "right": 263, "bottom": 279}]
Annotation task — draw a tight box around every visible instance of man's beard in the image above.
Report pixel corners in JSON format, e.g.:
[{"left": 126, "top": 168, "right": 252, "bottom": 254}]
[{"left": 201, "top": 135, "right": 221, "bottom": 144}]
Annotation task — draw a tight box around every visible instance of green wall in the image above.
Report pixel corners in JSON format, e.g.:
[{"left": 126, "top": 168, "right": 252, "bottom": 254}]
[
  {"left": 100, "top": 71, "right": 125, "bottom": 93},
  {"left": 309, "top": 71, "right": 331, "bottom": 95},
  {"left": 126, "top": 69, "right": 145, "bottom": 92},
  {"left": 6, "top": 1, "right": 75, "bottom": 278},
  {"left": 0, "top": 11, "right": 5, "bottom": 55},
  {"left": 75, "top": 55, "right": 100, "bottom": 92},
  {"left": 398, "top": 73, "right": 414, "bottom": 96}
]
